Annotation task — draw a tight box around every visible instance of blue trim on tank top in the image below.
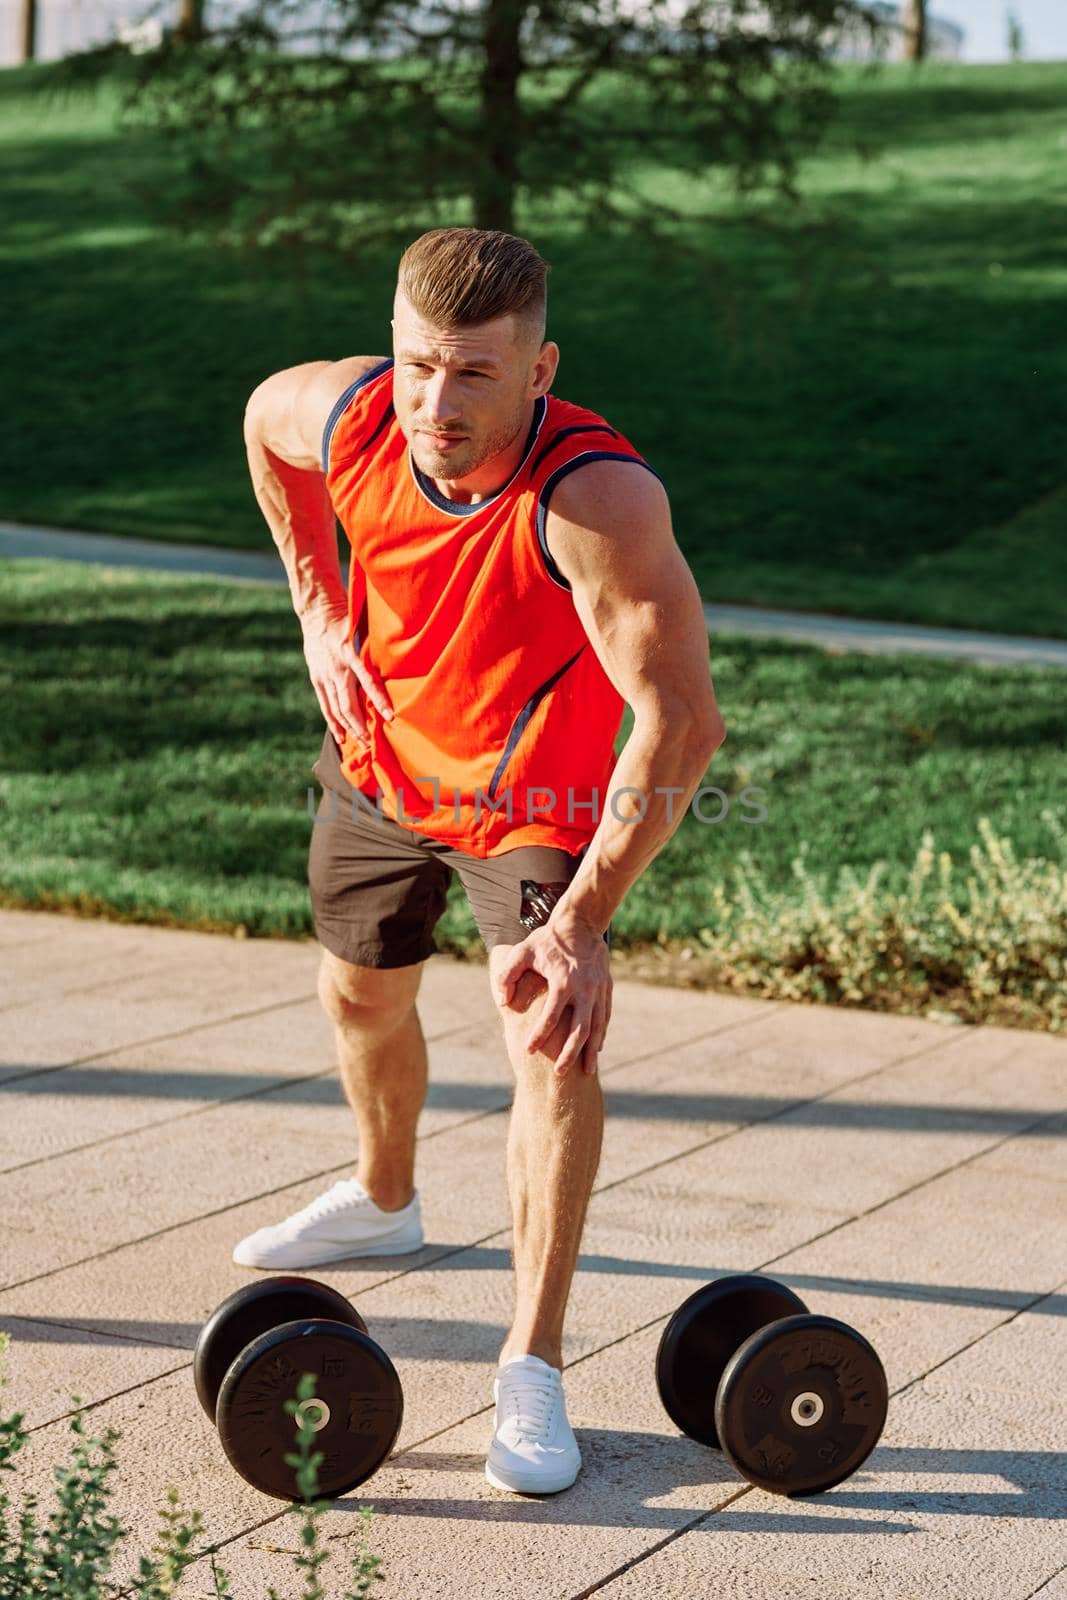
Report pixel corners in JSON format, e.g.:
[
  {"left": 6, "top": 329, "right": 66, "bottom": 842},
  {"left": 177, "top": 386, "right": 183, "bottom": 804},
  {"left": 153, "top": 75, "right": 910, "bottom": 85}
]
[{"left": 321, "top": 358, "right": 394, "bottom": 474}]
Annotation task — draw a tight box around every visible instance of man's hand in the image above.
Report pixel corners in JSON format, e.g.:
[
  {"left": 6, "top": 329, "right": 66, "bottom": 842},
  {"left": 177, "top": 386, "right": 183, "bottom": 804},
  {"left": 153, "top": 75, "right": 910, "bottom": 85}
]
[
  {"left": 493, "top": 912, "right": 613, "bottom": 1077},
  {"left": 301, "top": 604, "right": 395, "bottom": 747}
]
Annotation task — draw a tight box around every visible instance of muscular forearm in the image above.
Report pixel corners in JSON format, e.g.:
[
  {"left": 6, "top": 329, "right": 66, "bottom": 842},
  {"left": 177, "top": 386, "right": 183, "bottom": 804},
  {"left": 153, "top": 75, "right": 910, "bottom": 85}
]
[
  {"left": 245, "top": 429, "right": 348, "bottom": 628},
  {"left": 552, "top": 717, "right": 724, "bottom": 936}
]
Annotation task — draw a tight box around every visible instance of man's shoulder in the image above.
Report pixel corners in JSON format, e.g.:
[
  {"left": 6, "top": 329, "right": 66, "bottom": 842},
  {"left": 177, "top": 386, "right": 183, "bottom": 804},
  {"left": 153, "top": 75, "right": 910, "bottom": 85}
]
[
  {"left": 544, "top": 452, "right": 669, "bottom": 527},
  {"left": 318, "top": 355, "right": 393, "bottom": 421},
  {"left": 537, "top": 393, "right": 666, "bottom": 523},
  {"left": 320, "top": 356, "right": 395, "bottom": 473}
]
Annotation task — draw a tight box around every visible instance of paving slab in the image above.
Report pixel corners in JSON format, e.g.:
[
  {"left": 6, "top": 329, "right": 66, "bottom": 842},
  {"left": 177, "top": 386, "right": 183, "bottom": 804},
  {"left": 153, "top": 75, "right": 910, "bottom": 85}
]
[
  {"left": 6, "top": 1281, "right": 1048, "bottom": 1600},
  {"left": 0, "top": 985, "right": 937, "bottom": 1419},
  {"left": 881, "top": 1382, "right": 1066, "bottom": 1491},
  {"left": 1029, "top": 1571, "right": 1067, "bottom": 1600},
  {"left": 916, "top": 1289, "right": 1067, "bottom": 1403},
  {"left": 0, "top": 917, "right": 776, "bottom": 1090},
  {"left": 965, "top": 1109, "right": 1067, "bottom": 1186},
  {"left": 770, "top": 1132, "right": 1067, "bottom": 1309},
  {"left": 0, "top": 913, "right": 61, "bottom": 950},
  {"left": 671, "top": 1022, "right": 1067, "bottom": 1215},
  {"left": 0, "top": 999, "right": 1046, "bottom": 1451},
  {"left": 0, "top": 945, "right": 319, "bottom": 1077},
  {"left": 0, "top": 1062, "right": 515, "bottom": 1290},
  {"left": 0, "top": 1004, "right": 509, "bottom": 1172},
  {"left": 0, "top": 907, "right": 1064, "bottom": 1600},
  {"left": 0, "top": 907, "right": 188, "bottom": 958},
  {"left": 0, "top": 1314, "right": 188, "bottom": 1427},
  {"left": 168, "top": 1288, "right": 1065, "bottom": 1600},
  {"left": 0, "top": 1010, "right": 334, "bottom": 1170},
  {"left": 5, "top": 1096, "right": 995, "bottom": 1480},
  {"left": 0, "top": 918, "right": 313, "bottom": 1003},
  {"left": 589, "top": 1485, "right": 1067, "bottom": 1600},
  {"left": 0, "top": 913, "right": 487, "bottom": 1081}
]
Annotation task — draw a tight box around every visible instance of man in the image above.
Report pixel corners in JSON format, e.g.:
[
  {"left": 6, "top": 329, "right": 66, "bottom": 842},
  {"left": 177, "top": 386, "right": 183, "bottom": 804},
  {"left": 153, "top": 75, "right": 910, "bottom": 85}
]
[{"left": 237, "top": 226, "right": 725, "bottom": 1496}]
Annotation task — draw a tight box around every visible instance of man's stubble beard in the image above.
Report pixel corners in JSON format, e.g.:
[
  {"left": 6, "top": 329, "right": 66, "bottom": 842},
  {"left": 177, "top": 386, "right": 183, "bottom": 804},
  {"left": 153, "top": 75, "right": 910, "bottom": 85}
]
[{"left": 410, "top": 393, "right": 530, "bottom": 486}]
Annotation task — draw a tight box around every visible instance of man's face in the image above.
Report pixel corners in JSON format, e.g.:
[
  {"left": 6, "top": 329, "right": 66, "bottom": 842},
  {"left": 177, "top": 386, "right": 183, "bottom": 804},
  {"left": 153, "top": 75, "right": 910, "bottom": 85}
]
[{"left": 392, "top": 289, "right": 557, "bottom": 483}]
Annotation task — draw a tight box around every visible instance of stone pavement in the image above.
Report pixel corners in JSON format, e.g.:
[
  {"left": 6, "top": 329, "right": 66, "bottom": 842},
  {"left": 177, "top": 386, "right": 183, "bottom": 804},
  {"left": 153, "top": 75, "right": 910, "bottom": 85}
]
[
  {"left": 4, "top": 519, "right": 1067, "bottom": 668},
  {"left": 0, "top": 906, "right": 1064, "bottom": 1599}
]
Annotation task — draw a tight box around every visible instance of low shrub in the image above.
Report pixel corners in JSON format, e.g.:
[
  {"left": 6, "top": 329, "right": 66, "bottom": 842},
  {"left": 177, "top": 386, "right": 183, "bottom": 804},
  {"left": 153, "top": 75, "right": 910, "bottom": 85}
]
[
  {"left": 0, "top": 1338, "right": 385, "bottom": 1599},
  {"left": 692, "top": 812, "right": 1067, "bottom": 1029}
]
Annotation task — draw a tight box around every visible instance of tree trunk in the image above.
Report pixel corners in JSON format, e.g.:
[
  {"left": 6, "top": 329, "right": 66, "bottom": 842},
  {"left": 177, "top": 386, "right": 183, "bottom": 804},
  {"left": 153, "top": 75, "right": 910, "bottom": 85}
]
[
  {"left": 174, "top": 0, "right": 205, "bottom": 44},
  {"left": 901, "top": 0, "right": 926, "bottom": 61},
  {"left": 19, "top": 0, "right": 37, "bottom": 62},
  {"left": 478, "top": 0, "right": 523, "bottom": 232}
]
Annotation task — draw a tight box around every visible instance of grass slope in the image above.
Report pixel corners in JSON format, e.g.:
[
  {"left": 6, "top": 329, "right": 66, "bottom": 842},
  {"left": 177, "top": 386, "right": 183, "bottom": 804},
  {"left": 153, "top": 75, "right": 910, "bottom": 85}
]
[{"left": 0, "top": 58, "right": 1064, "bottom": 636}]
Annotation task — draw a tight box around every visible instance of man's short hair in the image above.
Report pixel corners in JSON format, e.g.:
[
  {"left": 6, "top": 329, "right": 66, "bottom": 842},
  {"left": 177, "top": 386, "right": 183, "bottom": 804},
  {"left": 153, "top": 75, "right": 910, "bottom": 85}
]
[{"left": 396, "top": 227, "right": 549, "bottom": 350}]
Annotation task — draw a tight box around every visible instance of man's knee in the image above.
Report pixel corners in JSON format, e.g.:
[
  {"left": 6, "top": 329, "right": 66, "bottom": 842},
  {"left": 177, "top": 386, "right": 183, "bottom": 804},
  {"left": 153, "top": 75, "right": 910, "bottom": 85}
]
[
  {"left": 500, "top": 968, "right": 550, "bottom": 1017},
  {"left": 490, "top": 945, "right": 546, "bottom": 1019},
  {"left": 317, "top": 949, "right": 423, "bottom": 1032},
  {"left": 490, "top": 947, "right": 572, "bottom": 1068}
]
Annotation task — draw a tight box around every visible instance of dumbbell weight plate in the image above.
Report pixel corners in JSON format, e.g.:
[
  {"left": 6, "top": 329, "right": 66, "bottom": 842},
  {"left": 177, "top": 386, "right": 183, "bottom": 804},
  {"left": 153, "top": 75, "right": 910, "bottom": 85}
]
[
  {"left": 216, "top": 1319, "right": 403, "bottom": 1501},
  {"left": 714, "top": 1312, "right": 888, "bottom": 1496},
  {"left": 194, "top": 1276, "right": 368, "bottom": 1422},
  {"left": 656, "top": 1274, "right": 809, "bottom": 1449}
]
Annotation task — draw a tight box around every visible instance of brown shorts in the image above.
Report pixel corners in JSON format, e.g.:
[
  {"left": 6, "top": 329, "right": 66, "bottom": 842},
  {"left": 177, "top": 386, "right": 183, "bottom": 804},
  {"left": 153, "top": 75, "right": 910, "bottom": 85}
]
[{"left": 308, "top": 730, "right": 612, "bottom": 969}]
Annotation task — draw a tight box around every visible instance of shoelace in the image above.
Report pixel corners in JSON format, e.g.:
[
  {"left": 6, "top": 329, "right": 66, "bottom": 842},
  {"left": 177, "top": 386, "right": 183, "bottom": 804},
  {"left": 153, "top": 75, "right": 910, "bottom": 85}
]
[
  {"left": 501, "top": 1373, "right": 558, "bottom": 1442},
  {"left": 301, "top": 1181, "right": 367, "bottom": 1222}
]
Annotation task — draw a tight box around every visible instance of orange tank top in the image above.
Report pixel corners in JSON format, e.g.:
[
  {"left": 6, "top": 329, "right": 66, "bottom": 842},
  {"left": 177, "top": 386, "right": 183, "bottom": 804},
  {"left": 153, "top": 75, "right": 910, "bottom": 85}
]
[{"left": 322, "top": 357, "right": 663, "bottom": 858}]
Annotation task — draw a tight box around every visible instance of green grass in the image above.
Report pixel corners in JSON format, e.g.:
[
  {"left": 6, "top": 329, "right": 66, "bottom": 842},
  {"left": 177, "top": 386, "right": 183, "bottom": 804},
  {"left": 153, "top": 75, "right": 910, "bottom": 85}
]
[
  {"left": 2, "top": 558, "right": 1062, "bottom": 970},
  {"left": 0, "top": 57, "right": 1065, "bottom": 636}
]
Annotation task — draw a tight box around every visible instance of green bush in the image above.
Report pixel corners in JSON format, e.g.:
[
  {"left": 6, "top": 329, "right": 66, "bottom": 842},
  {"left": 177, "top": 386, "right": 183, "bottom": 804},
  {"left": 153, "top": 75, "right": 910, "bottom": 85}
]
[
  {"left": 694, "top": 812, "right": 1067, "bottom": 1029},
  {"left": 0, "top": 1338, "right": 385, "bottom": 1599}
]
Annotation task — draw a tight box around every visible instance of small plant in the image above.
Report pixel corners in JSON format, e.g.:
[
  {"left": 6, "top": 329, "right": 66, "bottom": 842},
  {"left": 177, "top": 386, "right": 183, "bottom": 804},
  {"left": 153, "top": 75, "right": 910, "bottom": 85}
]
[
  {"left": 693, "top": 812, "right": 1067, "bottom": 1029},
  {"left": 266, "top": 1372, "right": 385, "bottom": 1600},
  {"left": 0, "top": 1333, "right": 385, "bottom": 1598}
]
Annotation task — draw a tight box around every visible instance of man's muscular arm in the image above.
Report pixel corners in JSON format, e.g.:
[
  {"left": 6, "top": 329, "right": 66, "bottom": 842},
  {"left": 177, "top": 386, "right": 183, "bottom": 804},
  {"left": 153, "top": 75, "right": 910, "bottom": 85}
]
[
  {"left": 243, "top": 356, "right": 395, "bottom": 743},
  {"left": 545, "top": 459, "right": 726, "bottom": 938},
  {"left": 243, "top": 356, "right": 386, "bottom": 628},
  {"left": 493, "top": 458, "right": 725, "bottom": 1076}
]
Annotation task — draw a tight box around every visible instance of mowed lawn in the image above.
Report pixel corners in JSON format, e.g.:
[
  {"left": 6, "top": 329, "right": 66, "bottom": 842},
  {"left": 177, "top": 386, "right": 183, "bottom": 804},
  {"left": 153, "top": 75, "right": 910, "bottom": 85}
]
[
  {"left": 1, "top": 558, "right": 1062, "bottom": 962},
  {"left": 0, "top": 57, "right": 1065, "bottom": 636}
]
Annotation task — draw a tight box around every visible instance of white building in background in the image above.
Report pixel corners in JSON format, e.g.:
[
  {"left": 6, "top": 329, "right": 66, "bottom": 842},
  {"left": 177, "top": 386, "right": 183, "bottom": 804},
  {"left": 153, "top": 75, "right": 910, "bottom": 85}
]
[{"left": 1, "top": 0, "right": 966, "bottom": 70}]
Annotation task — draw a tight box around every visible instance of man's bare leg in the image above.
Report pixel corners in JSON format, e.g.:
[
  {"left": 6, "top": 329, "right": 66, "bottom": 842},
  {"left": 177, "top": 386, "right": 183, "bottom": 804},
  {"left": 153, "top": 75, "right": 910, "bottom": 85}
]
[
  {"left": 317, "top": 949, "right": 428, "bottom": 1212},
  {"left": 489, "top": 944, "right": 605, "bottom": 1370}
]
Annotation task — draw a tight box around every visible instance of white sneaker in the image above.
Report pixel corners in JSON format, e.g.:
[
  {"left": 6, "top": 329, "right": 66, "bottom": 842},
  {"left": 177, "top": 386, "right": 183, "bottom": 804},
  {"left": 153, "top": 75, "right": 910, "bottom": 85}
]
[
  {"left": 484, "top": 1354, "right": 582, "bottom": 1495},
  {"left": 232, "top": 1178, "right": 424, "bottom": 1269}
]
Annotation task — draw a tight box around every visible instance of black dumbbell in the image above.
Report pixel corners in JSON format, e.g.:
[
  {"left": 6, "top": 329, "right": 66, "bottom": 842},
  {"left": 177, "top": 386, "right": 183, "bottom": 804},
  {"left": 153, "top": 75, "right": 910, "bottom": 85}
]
[
  {"left": 656, "top": 1273, "right": 888, "bottom": 1496},
  {"left": 194, "top": 1275, "right": 403, "bottom": 1502}
]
